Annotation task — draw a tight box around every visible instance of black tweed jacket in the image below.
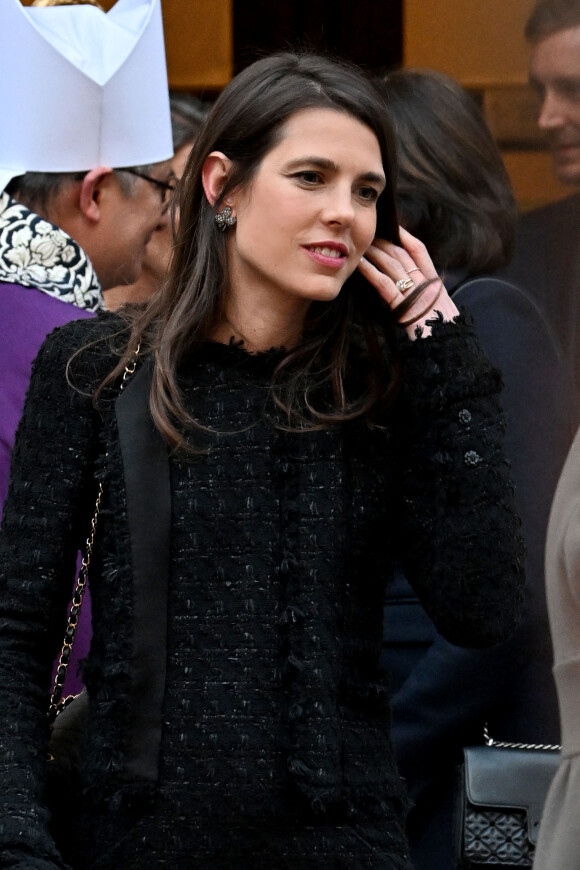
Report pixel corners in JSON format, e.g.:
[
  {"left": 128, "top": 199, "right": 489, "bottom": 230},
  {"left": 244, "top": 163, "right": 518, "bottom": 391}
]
[{"left": 0, "top": 314, "right": 524, "bottom": 869}]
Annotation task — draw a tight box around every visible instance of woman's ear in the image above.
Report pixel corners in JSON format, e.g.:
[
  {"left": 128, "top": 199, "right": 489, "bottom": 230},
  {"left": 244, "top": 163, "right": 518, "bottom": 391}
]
[{"left": 201, "top": 151, "right": 233, "bottom": 208}]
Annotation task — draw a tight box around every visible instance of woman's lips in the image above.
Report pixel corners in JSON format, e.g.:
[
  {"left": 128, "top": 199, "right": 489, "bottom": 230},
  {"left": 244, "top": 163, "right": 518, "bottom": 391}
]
[{"left": 303, "top": 243, "right": 348, "bottom": 269}]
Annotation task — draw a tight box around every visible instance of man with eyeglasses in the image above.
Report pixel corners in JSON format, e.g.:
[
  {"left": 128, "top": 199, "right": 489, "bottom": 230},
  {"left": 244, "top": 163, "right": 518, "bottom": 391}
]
[
  {"left": 0, "top": 0, "right": 173, "bottom": 520},
  {"left": 4, "top": 163, "right": 176, "bottom": 307},
  {"left": 119, "top": 167, "right": 177, "bottom": 205},
  {"left": 101, "top": 166, "right": 177, "bottom": 309}
]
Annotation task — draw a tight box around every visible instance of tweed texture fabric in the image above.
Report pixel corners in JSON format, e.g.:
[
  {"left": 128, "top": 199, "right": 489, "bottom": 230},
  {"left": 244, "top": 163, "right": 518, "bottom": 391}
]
[{"left": 0, "top": 314, "right": 525, "bottom": 869}]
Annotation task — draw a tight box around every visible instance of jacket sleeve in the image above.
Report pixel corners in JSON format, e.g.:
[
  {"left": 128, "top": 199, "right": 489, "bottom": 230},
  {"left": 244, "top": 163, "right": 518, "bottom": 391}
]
[
  {"left": 390, "top": 313, "right": 526, "bottom": 649},
  {"left": 0, "top": 322, "right": 104, "bottom": 868},
  {"left": 387, "top": 281, "right": 575, "bottom": 795}
]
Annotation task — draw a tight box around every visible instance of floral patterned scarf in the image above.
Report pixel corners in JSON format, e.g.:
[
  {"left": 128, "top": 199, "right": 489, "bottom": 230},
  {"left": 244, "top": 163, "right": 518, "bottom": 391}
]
[{"left": 0, "top": 191, "right": 103, "bottom": 311}]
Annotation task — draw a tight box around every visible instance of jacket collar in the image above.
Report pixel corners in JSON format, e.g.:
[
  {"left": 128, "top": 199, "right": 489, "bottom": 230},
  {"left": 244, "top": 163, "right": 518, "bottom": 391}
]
[{"left": 0, "top": 190, "right": 103, "bottom": 311}]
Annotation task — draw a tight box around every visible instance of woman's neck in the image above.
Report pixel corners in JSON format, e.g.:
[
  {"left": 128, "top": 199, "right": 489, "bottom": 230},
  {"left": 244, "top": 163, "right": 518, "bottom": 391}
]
[{"left": 212, "top": 294, "right": 310, "bottom": 352}]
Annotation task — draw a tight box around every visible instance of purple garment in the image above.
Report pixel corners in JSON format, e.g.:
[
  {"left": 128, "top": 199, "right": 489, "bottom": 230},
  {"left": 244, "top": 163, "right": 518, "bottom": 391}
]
[{"left": 0, "top": 281, "right": 94, "bottom": 695}]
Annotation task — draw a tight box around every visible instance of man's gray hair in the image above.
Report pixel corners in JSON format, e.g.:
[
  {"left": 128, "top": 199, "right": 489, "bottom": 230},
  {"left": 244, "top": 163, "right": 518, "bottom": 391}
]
[
  {"left": 6, "top": 163, "right": 158, "bottom": 215},
  {"left": 526, "top": 0, "right": 580, "bottom": 43}
]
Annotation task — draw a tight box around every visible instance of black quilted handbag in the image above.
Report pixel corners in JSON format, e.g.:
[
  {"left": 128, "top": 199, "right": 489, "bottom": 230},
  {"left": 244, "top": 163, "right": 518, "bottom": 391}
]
[{"left": 454, "top": 728, "right": 560, "bottom": 868}]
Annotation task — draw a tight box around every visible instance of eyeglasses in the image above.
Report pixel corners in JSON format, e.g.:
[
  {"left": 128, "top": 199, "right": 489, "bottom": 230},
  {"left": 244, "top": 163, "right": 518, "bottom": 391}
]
[{"left": 117, "top": 168, "right": 176, "bottom": 205}]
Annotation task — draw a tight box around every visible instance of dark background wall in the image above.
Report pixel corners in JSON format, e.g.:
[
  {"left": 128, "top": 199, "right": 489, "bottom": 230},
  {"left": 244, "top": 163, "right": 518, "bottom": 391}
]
[{"left": 233, "top": 0, "right": 403, "bottom": 74}]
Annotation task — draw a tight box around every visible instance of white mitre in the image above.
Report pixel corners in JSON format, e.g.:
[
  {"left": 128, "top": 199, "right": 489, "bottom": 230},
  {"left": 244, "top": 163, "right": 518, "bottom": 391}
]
[{"left": 0, "top": 0, "right": 173, "bottom": 192}]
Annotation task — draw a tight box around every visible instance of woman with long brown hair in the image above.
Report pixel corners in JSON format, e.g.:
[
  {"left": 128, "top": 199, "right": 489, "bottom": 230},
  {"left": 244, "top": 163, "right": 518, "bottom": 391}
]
[{"left": 0, "top": 53, "right": 524, "bottom": 869}]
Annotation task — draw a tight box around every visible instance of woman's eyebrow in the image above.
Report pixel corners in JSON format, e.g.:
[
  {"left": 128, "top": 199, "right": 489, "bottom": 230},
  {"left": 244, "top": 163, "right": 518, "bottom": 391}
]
[
  {"left": 361, "top": 170, "right": 386, "bottom": 189},
  {"left": 284, "top": 156, "right": 386, "bottom": 187},
  {"left": 284, "top": 156, "right": 337, "bottom": 172}
]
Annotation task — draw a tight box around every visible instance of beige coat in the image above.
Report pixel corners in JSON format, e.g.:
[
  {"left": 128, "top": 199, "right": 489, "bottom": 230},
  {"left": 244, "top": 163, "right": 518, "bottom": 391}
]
[{"left": 534, "top": 426, "right": 580, "bottom": 870}]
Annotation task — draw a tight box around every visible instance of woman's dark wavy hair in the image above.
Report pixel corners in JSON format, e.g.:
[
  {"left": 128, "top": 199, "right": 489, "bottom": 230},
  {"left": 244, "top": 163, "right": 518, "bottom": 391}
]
[
  {"left": 377, "top": 69, "right": 517, "bottom": 275},
  {"left": 100, "top": 52, "right": 405, "bottom": 451}
]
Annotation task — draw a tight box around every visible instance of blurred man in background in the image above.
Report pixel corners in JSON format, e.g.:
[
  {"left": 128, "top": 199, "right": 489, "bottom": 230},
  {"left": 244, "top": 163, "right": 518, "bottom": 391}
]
[{"left": 505, "top": 0, "right": 580, "bottom": 402}]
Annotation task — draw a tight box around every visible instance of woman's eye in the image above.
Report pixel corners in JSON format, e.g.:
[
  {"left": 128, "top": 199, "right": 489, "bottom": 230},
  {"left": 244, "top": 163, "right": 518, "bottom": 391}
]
[
  {"left": 294, "top": 171, "right": 322, "bottom": 184},
  {"left": 358, "top": 186, "right": 379, "bottom": 202}
]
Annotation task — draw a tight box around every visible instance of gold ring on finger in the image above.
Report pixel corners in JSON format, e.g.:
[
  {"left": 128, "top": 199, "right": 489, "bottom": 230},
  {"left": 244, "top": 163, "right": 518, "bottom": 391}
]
[
  {"left": 396, "top": 276, "right": 415, "bottom": 292},
  {"left": 406, "top": 267, "right": 421, "bottom": 274}
]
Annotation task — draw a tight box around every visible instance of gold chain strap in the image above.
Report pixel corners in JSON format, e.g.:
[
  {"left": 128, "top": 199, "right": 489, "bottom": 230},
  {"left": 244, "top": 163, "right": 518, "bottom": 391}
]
[
  {"left": 47, "top": 342, "right": 141, "bottom": 725},
  {"left": 483, "top": 723, "right": 561, "bottom": 753}
]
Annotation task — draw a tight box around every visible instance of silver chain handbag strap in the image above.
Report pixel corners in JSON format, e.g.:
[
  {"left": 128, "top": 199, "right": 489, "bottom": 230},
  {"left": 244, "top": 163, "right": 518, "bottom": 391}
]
[
  {"left": 483, "top": 723, "right": 561, "bottom": 752},
  {"left": 47, "top": 342, "right": 141, "bottom": 725}
]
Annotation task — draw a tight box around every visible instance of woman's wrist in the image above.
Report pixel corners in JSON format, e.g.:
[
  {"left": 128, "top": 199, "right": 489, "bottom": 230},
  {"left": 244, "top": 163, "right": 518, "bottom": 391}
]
[{"left": 396, "top": 281, "right": 459, "bottom": 338}]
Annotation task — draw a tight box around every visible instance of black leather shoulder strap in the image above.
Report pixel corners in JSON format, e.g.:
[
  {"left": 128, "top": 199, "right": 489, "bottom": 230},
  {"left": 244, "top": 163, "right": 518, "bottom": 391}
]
[{"left": 115, "top": 359, "right": 171, "bottom": 783}]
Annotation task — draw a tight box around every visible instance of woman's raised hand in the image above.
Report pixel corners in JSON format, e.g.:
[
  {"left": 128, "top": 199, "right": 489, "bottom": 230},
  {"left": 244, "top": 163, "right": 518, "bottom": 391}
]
[{"left": 357, "top": 227, "right": 459, "bottom": 338}]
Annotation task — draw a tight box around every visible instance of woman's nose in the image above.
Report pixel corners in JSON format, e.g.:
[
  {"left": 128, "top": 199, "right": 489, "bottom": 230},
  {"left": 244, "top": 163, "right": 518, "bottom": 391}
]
[{"left": 321, "top": 188, "right": 356, "bottom": 226}]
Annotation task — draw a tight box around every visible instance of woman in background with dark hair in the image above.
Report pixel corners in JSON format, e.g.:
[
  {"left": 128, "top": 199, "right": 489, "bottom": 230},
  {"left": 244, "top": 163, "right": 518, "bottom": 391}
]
[
  {"left": 379, "top": 70, "right": 517, "bottom": 277},
  {"left": 0, "top": 54, "right": 524, "bottom": 869},
  {"left": 378, "top": 68, "right": 576, "bottom": 870}
]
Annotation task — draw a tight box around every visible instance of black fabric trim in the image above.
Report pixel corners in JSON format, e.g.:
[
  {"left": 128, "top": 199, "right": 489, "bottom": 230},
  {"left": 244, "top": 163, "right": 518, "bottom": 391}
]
[{"left": 115, "top": 360, "right": 171, "bottom": 782}]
